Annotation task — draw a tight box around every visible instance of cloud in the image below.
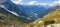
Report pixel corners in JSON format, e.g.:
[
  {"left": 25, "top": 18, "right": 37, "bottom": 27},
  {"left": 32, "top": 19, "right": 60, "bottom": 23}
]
[
  {"left": 27, "top": 1, "right": 36, "bottom": 5},
  {"left": 27, "top": 0, "right": 60, "bottom": 6},
  {"left": 48, "top": 0, "right": 60, "bottom": 6},
  {"left": 39, "top": 3, "right": 48, "bottom": 6},
  {"left": 11, "top": 0, "right": 60, "bottom": 6},
  {"left": 27, "top": 1, "right": 48, "bottom": 6},
  {"left": 11, "top": 0, "right": 23, "bottom": 4},
  {"left": 11, "top": 0, "right": 48, "bottom": 6}
]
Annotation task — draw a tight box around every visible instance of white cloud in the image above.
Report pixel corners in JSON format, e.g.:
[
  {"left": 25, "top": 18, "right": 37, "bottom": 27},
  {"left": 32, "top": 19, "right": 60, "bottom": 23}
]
[
  {"left": 11, "top": 0, "right": 60, "bottom": 6},
  {"left": 28, "top": 1, "right": 36, "bottom": 5},
  {"left": 48, "top": 0, "right": 60, "bottom": 6},
  {"left": 11, "top": 0, "right": 23, "bottom": 4},
  {"left": 34, "top": 2, "right": 48, "bottom": 6},
  {"left": 11, "top": 0, "right": 48, "bottom": 6},
  {"left": 27, "top": 1, "right": 48, "bottom": 6},
  {"left": 39, "top": 3, "right": 48, "bottom": 6}
]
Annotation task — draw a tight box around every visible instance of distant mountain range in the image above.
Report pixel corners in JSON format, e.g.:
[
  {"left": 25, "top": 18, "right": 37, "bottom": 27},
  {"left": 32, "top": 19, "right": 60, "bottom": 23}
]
[{"left": 0, "top": 0, "right": 59, "bottom": 23}]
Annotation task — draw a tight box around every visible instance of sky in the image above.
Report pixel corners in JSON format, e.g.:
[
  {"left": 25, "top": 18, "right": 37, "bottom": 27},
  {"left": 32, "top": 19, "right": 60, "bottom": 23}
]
[{"left": 11, "top": 0, "right": 60, "bottom": 6}]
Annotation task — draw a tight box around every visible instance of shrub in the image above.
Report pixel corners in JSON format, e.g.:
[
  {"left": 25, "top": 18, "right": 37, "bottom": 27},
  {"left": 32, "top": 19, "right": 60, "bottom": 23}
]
[{"left": 44, "top": 20, "right": 55, "bottom": 25}]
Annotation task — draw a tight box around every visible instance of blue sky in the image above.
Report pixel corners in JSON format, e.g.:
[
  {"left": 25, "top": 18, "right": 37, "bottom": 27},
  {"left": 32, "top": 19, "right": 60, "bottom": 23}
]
[{"left": 11, "top": 0, "right": 60, "bottom": 6}]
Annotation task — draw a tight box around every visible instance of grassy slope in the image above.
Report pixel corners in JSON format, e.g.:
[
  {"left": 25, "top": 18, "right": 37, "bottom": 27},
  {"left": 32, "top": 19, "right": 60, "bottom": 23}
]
[
  {"left": 41, "top": 9, "right": 60, "bottom": 23},
  {"left": 30, "top": 9, "right": 60, "bottom": 27}
]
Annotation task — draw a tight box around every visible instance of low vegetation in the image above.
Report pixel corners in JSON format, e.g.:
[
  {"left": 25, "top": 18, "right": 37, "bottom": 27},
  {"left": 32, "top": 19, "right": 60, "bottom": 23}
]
[
  {"left": 0, "top": 7, "right": 60, "bottom": 27},
  {"left": 30, "top": 9, "right": 60, "bottom": 27}
]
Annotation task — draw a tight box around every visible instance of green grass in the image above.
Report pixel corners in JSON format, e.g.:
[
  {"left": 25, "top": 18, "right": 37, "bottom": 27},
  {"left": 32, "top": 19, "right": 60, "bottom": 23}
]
[{"left": 30, "top": 9, "right": 60, "bottom": 27}]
